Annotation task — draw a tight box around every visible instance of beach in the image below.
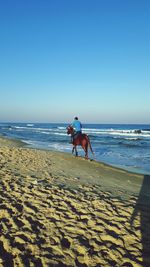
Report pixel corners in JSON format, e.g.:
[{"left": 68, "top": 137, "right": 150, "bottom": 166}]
[{"left": 0, "top": 137, "right": 150, "bottom": 267}]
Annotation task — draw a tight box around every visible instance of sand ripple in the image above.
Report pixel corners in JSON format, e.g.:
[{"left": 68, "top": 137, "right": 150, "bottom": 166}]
[{"left": 0, "top": 144, "right": 150, "bottom": 266}]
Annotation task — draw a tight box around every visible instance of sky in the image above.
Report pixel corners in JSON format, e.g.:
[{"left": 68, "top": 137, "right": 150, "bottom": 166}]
[{"left": 0, "top": 0, "right": 150, "bottom": 124}]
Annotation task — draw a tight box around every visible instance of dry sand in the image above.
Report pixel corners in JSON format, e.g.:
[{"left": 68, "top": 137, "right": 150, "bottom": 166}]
[{"left": 0, "top": 136, "right": 150, "bottom": 267}]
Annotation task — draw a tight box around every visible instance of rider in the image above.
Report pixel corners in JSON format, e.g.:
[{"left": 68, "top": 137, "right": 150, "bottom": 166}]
[{"left": 71, "top": 117, "right": 82, "bottom": 143}]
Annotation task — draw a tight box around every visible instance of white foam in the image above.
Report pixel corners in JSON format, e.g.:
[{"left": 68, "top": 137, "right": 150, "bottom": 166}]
[
  {"left": 48, "top": 143, "right": 71, "bottom": 150},
  {"left": 53, "top": 133, "right": 67, "bottom": 136},
  {"left": 108, "top": 132, "right": 149, "bottom": 138},
  {"left": 41, "top": 131, "right": 50, "bottom": 134},
  {"left": 125, "top": 137, "right": 141, "bottom": 140},
  {"left": 14, "top": 126, "right": 26, "bottom": 129},
  {"left": 27, "top": 124, "right": 34, "bottom": 127},
  {"left": 22, "top": 139, "right": 35, "bottom": 145},
  {"left": 58, "top": 126, "right": 66, "bottom": 130}
]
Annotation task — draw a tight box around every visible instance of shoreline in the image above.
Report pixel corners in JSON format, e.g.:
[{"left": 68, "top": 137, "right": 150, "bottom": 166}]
[
  {"left": 0, "top": 136, "right": 147, "bottom": 198},
  {"left": 1, "top": 134, "right": 149, "bottom": 176},
  {"left": 0, "top": 135, "right": 146, "bottom": 187},
  {"left": 0, "top": 136, "right": 150, "bottom": 266}
]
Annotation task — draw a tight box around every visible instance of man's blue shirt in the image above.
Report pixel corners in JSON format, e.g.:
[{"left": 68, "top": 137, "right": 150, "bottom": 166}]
[{"left": 72, "top": 120, "right": 82, "bottom": 132}]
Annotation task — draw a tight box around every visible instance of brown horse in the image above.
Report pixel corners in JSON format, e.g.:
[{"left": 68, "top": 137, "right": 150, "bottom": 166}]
[{"left": 67, "top": 125, "right": 94, "bottom": 159}]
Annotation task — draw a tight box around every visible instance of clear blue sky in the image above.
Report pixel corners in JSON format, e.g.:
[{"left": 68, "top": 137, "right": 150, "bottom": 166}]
[{"left": 0, "top": 0, "right": 149, "bottom": 123}]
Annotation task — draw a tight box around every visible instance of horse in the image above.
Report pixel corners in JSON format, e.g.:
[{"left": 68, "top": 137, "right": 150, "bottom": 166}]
[{"left": 66, "top": 125, "right": 94, "bottom": 159}]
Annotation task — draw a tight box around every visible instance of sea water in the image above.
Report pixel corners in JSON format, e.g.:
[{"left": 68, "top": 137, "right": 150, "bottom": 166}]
[{"left": 0, "top": 122, "right": 150, "bottom": 175}]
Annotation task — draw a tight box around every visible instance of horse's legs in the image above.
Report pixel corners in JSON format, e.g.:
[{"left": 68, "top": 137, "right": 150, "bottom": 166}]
[
  {"left": 82, "top": 144, "right": 88, "bottom": 159},
  {"left": 72, "top": 146, "right": 75, "bottom": 154},
  {"left": 75, "top": 146, "right": 78, "bottom": 157},
  {"left": 72, "top": 146, "right": 78, "bottom": 156}
]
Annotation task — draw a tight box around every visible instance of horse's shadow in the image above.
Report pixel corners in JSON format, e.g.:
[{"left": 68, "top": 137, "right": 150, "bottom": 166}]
[{"left": 130, "top": 175, "right": 150, "bottom": 267}]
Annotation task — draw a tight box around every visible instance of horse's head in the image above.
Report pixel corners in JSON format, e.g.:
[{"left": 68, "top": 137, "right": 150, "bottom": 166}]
[{"left": 66, "top": 125, "right": 74, "bottom": 135}]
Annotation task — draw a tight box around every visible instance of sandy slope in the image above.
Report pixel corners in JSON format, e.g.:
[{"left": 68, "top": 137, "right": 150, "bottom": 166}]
[{"left": 0, "top": 137, "right": 150, "bottom": 267}]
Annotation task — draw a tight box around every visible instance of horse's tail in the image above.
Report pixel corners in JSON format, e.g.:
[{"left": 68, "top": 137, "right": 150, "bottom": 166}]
[{"left": 86, "top": 135, "right": 94, "bottom": 155}]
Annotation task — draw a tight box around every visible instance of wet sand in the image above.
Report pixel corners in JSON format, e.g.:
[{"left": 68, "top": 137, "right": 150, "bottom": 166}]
[{"left": 0, "top": 136, "right": 150, "bottom": 267}]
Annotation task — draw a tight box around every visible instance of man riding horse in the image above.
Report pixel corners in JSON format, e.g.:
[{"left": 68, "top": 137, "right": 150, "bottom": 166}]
[
  {"left": 67, "top": 117, "right": 94, "bottom": 159},
  {"left": 71, "top": 116, "right": 82, "bottom": 143}
]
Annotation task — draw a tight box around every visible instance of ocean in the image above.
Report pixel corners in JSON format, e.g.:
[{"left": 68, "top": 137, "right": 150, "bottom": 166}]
[{"left": 0, "top": 122, "right": 150, "bottom": 175}]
